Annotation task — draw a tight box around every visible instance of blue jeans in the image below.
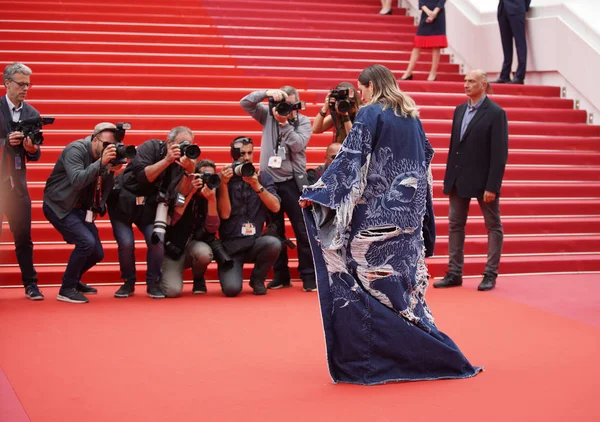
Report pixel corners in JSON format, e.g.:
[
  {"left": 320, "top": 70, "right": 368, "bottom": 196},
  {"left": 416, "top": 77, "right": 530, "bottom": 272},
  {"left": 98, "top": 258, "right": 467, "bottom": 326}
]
[
  {"left": 43, "top": 204, "right": 104, "bottom": 289},
  {"left": 108, "top": 213, "right": 163, "bottom": 284}
]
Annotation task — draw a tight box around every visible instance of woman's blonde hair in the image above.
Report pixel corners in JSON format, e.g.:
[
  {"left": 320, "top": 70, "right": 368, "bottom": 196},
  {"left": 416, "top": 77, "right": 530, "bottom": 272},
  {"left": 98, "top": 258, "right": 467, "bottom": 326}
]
[{"left": 358, "top": 64, "right": 419, "bottom": 118}]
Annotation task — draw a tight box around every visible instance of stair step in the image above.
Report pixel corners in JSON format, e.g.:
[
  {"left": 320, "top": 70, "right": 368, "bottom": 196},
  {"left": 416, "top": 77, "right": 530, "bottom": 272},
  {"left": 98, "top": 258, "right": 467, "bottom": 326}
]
[
  {"left": 21, "top": 198, "right": 600, "bottom": 223},
  {"left": 26, "top": 89, "right": 573, "bottom": 109},
  {"left": 1, "top": 254, "right": 599, "bottom": 286},
  {"left": 26, "top": 103, "right": 587, "bottom": 123},
  {"left": 32, "top": 132, "right": 600, "bottom": 151},
  {"left": 3, "top": 235, "right": 599, "bottom": 266},
  {"left": 33, "top": 145, "right": 600, "bottom": 167},
  {"left": 5, "top": 216, "right": 600, "bottom": 244},
  {"left": 28, "top": 72, "right": 562, "bottom": 97},
  {"left": 15, "top": 115, "right": 600, "bottom": 137},
  {"left": 25, "top": 163, "right": 600, "bottom": 183}
]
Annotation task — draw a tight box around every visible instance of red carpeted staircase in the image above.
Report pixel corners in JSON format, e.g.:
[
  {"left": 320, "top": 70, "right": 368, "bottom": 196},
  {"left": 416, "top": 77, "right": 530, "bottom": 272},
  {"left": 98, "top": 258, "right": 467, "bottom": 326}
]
[{"left": 1, "top": 0, "right": 600, "bottom": 286}]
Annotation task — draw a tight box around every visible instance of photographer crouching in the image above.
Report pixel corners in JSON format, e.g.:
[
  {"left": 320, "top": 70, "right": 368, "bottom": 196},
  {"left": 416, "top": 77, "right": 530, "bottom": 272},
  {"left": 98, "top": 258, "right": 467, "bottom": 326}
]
[
  {"left": 240, "top": 87, "right": 316, "bottom": 292},
  {"left": 312, "top": 82, "right": 362, "bottom": 143},
  {"left": 43, "top": 122, "right": 126, "bottom": 303},
  {"left": 106, "top": 126, "right": 199, "bottom": 299},
  {"left": 217, "top": 137, "right": 281, "bottom": 296},
  {"left": 159, "top": 160, "right": 220, "bottom": 298}
]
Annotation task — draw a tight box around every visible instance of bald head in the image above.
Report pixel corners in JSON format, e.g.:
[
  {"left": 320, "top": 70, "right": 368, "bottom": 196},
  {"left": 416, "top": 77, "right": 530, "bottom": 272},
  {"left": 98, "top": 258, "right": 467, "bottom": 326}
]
[
  {"left": 324, "top": 142, "right": 342, "bottom": 167},
  {"left": 464, "top": 69, "right": 488, "bottom": 102}
]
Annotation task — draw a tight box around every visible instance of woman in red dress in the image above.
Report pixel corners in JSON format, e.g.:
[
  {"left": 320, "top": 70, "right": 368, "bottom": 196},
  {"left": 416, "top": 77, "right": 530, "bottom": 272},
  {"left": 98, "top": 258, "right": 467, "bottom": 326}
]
[{"left": 401, "top": 1, "right": 448, "bottom": 81}]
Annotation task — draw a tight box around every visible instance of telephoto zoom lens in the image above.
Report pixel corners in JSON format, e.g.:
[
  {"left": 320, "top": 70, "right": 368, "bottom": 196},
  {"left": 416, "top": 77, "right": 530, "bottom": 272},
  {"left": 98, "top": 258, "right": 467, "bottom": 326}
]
[
  {"left": 233, "top": 162, "right": 256, "bottom": 177},
  {"left": 151, "top": 202, "right": 170, "bottom": 244}
]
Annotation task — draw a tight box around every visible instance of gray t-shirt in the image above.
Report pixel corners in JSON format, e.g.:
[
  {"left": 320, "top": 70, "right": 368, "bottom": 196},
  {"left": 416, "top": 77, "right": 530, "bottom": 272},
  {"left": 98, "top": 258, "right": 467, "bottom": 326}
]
[{"left": 240, "top": 91, "right": 312, "bottom": 183}]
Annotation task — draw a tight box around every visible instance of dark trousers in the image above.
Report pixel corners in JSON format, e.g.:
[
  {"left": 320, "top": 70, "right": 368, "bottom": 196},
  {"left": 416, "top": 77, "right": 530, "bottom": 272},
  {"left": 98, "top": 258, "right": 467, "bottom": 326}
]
[
  {"left": 448, "top": 190, "right": 504, "bottom": 277},
  {"left": 43, "top": 204, "right": 104, "bottom": 289},
  {"left": 108, "top": 207, "right": 163, "bottom": 284},
  {"left": 218, "top": 235, "right": 281, "bottom": 297},
  {"left": 498, "top": 8, "right": 527, "bottom": 80},
  {"left": 272, "top": 179, "right": 315, "bottom": 282},
  {"left": 0, "top": 187, "right": 37, "bottom": 285}
]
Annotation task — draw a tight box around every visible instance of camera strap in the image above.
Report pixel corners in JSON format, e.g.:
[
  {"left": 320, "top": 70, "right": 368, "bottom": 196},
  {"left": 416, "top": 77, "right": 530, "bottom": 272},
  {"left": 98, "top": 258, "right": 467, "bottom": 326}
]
[{"left": 94, "top": 175, "right": 103, "bottom": 209}]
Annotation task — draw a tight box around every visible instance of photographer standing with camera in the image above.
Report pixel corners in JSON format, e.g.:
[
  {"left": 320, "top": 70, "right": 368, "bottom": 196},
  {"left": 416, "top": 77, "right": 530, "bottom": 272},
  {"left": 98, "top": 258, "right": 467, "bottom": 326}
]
[
  {"left": 240, "top": 87, "right": 316, "bottom": 292},
  {"left": 159, "top": 159, "right": 219, "bottom": 298},
  {"left": 107, "top": 126, "right": 199, "bottom": 299},
  {"left": 217, "top": 137, "right": 282, "bottom": 296},
  {"left": 0, "top": 62, "right": 44, "bottom": 300},
  {"left": 312, "top": 82, "right": 363, "bottom": 144},
  {"left": 43, "top": 122, "right": 125, "bottom": 303}
]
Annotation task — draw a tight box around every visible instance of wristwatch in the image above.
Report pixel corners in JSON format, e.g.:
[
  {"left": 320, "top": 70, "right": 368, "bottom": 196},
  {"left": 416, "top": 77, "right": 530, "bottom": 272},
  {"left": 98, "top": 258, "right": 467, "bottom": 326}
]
[{"left": 255, "top": 186, "right": 265, "bottom": 194}]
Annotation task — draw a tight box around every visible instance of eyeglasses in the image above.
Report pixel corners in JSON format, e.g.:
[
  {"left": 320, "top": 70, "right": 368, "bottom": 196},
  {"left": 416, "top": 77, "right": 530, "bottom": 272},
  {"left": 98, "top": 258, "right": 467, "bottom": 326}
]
[
  {"left": 10, "top": 79, "right": 31, "bottom": 89},
  {"left": 328, "top": 154, "right": 337, "bottom": 160}
]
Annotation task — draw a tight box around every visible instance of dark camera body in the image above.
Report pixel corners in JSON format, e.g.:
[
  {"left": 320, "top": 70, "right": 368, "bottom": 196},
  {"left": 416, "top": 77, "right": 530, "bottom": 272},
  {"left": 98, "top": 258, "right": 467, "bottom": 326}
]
[
  {"left": 268, "top": 97, "right": 306, "bottom": 117},
  {"left": 329, "top": 88, "right": 353, "bottom": 114},
  {"left": 103, "top": 141, "right": 137, "bottom": 165},
  {"left": 179, "top": 141, "right": 201, "bottom": 159},
  {"left": 9, "top": 116, "right": 55, "bottom": 146},
  {"left": 232, "top": 161, "right": 256, "bottom": 177},
  {"left": 197, "top": 172, "right": 220, "bottom": 189}
]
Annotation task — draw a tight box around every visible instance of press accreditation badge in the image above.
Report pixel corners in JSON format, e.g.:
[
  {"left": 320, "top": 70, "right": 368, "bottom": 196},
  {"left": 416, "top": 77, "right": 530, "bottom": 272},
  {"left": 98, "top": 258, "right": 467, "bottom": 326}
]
[
  {"left": 136, "top": 196, "right": 145, "bottom": 206},
  {"left": 14, "top": 156, "right": 22, "bottom": 170},
  {"left": 241, "top": 222, "right": 256, "bottom": 236},
  {"left": 268, "top": 156, "right": 282, "bottom": 168}
]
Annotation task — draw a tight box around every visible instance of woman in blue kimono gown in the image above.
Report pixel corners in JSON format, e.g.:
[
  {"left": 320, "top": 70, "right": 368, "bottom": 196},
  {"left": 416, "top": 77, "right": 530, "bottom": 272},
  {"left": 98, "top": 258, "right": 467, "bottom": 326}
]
[{"left": 300, "top": 64, "right": 481, "bottom": 385}]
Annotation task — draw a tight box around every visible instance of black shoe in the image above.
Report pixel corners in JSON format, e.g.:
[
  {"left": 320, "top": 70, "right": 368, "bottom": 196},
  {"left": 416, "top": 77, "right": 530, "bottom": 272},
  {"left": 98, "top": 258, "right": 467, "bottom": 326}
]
[
  {"left": 400, "top": 74, "right": 413, "bottom": 81},
  {"left": 267, "top": 278, "right": 292, "bottom": 290},
  {"left": 76, "top": 282, "right": 97, "bottom": 295},
  {"left": 493, "top": 77, "right": 510, "bottom": 83},
  {"left": 114, "top": 280, "right": 135, "bottom": 298},
  {"left": 57, "top": 287, "right": 89, "bottom": 304},
  {"left": 378, "top": 9, "right": 392, "bottom": 15},
  {"left": 146, "top": 283, "right": 166, "bottom": 299},
  {"left": 508, "top": 78, "right": 524, "bottom": 84},
  {"left": 25, "top": 284, "right": 44, "bottom": 301},
  {"left": 302, "top": 278, "right": 317, "bottom": 292},
  {"left": 478, "top": 274, "right": 497, "bottom": 291},
  {"left": 250, "top": 279, "right": 267, "bottom": 295},
  {"left": 433, "top": 273, "right": 463, "bottom": 288},
  {"left": 192, "top": 276, "right": 207, "bottom": 294}
]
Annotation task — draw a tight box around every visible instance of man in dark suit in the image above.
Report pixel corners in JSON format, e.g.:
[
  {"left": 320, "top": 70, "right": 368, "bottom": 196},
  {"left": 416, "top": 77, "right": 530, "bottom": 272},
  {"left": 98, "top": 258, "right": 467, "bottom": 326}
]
[
  {"left": 0, "top": 62, "right": 43, "bottom": 299},
  {"left": 435, "top": 69, "right": 508, "bottom": 291},
  {"left": 494, "top": 0, "right": 531, "bottom": 84}
]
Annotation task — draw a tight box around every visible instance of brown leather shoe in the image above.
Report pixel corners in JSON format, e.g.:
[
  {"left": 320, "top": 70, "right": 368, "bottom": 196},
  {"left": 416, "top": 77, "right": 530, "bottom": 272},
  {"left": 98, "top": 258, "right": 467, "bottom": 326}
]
[
  {"left": 477, "top": 274, "right": 497, "bottom": 291},
  {"left": 433, "top": 273, "right": 463, "bottom": 288}
]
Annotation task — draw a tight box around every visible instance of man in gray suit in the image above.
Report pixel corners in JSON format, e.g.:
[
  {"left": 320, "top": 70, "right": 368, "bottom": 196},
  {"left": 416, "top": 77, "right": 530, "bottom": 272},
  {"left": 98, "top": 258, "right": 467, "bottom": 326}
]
[
  {"left": 0, "top": 62, "right": 43, "bottom": 299},
  {"left": 435, "top": 69, "right": 508, "bottom": 291}
]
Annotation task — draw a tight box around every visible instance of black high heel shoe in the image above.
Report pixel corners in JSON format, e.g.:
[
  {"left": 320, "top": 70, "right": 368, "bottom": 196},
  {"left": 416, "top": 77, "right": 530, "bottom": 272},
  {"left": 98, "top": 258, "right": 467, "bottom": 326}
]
[
  {"left": 400, "top": 74, "right": 413, "bottom": 80},
  {"left": 378, "top": 9, "right": 392, "bottom": 15}
]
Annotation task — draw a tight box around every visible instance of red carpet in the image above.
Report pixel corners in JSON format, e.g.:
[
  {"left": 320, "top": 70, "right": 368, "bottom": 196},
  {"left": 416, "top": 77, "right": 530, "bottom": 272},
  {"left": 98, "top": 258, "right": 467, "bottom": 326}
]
[{"left": 1, "top": 274, "right": 599, "bottom": 421}]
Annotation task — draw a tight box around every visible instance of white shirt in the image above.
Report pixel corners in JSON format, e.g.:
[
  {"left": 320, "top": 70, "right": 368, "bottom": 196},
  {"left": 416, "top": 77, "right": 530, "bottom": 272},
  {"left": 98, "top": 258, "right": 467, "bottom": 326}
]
[{"left": 5, "top": 95, "right": 22, "bottom": 122}]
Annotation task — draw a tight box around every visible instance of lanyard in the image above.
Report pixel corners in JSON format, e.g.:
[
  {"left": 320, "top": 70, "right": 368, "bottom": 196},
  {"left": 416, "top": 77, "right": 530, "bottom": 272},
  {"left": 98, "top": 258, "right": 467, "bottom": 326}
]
[{"left": 94, "top": 175, "right": 102, "bottom": 209}]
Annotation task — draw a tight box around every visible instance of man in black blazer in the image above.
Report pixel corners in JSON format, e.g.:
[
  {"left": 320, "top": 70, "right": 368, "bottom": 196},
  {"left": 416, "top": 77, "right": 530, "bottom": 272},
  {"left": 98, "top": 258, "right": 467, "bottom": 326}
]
[
  {"left": 0, "top": 62, "right": 43, "bottom": 299},
  {"left": 495, "top": 0, "right": 531, "bottom": 84},
  {"left": 435, "top": 69, "right": 508, "bottom": 291}
]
